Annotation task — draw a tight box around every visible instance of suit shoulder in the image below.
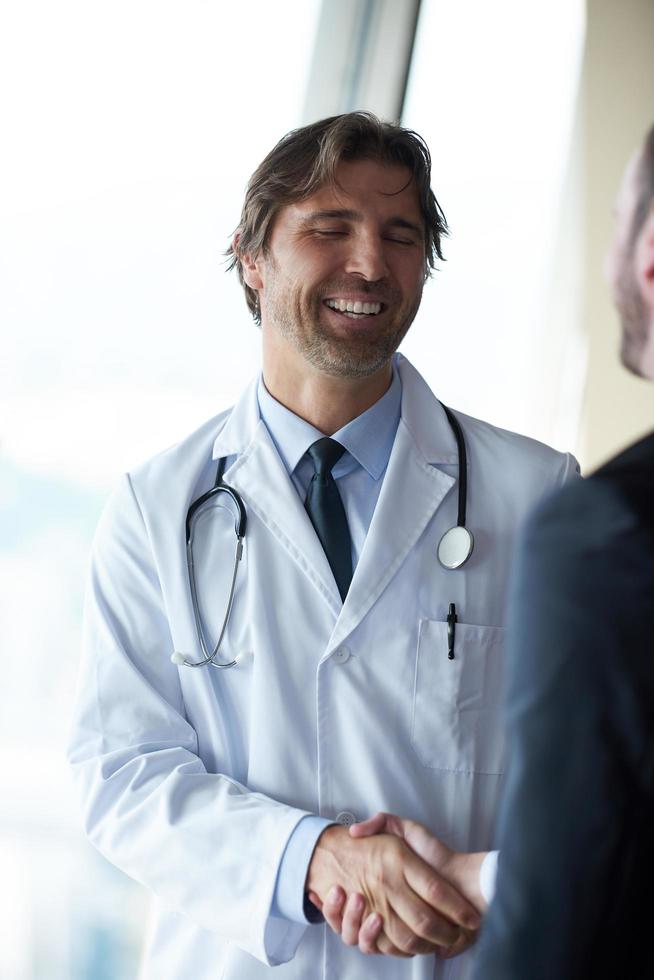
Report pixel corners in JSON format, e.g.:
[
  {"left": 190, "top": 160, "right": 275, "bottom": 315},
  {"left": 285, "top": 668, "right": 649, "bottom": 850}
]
[
  {"left": 591, "top": 431, "right": 654, "bottom": 513},
  {"left": 525, "top": 465, "right": 650, "bottom": 556},
  {"left": 535, "top": 429, "right": 654, "bottom": 527},
  {"left": 594, "top": 429, "right": 654, "bottom": 474}
]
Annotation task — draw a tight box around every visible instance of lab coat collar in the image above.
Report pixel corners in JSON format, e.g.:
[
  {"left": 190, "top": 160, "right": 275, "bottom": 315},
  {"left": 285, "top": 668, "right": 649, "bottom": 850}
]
[
  {"left": 393, "top": 353, "right": 460, "bottom": 465},
  {"left": 211, "top": 354, "right": 460, "bottom": 467},
  {"left": 256, "top": 362, "right": 402, "bottom": 483},
  {"left": 211, "top": 376, "right": 261, "bottom": 461},
  {"left": 325, "top": 355, "right": 458, "bottom": 654},
  {"left": 211, "top": 375, "right": 345, "bottom": 613},
  {"left": 208, "top": 355, "right": 461, "bottom": 625}
]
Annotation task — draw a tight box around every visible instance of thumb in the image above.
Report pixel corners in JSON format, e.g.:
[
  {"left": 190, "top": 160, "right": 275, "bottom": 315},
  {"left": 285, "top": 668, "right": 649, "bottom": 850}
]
[
  {"left": 348, "top": 811, "right": 389, "bottom": 838},
  {"left": 349, "top": 811, "right": 410, "bottom": 839},
  {"left": 400, "top": 819, "right": 454, "bottom": 870}
]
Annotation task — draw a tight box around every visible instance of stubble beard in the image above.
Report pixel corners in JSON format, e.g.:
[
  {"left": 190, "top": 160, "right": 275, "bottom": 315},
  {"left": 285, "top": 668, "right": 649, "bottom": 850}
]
[
  {"left": 616, "top": 257, "right": 651, "bottom": 378},
  {"left": 267, "top": 275, "right": 423, "bottom": 380}
]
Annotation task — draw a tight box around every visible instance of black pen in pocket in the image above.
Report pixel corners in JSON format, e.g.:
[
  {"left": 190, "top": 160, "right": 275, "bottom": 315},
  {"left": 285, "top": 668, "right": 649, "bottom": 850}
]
[{"left": 447, "top": 603, "right": 457, "bottom": 660}]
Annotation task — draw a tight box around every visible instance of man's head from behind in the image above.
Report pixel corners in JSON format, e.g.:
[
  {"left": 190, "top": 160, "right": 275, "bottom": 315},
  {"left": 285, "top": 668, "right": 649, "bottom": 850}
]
[
  {"left": 607, "top": 123, "right": 654, "bottom": 380},
  {"left": 227, "top": 112, "right": 447, "bottom": 325}
]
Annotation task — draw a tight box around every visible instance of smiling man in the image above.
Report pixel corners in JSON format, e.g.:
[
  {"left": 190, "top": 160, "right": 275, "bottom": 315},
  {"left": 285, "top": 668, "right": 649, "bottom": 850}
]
[
  {"left": 238, "top": 157, "right": 426, "bottom": 435},
  {"left": 68, "top": 112, "right": 577, "bottom": 980}
]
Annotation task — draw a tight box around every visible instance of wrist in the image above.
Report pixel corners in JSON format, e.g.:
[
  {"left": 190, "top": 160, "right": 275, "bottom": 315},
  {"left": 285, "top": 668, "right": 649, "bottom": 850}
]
[
  {"left": 305, "top": 824, "right": 348, "bottom": 897},
  {"left": 444, "top": 851, "right": 487, "bottom": 912}
]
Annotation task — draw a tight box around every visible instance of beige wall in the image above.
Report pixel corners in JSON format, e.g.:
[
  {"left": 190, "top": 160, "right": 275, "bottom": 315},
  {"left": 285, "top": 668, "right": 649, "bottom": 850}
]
[{"left": 580, "top": 0, "right": 654, "bottom": 471}]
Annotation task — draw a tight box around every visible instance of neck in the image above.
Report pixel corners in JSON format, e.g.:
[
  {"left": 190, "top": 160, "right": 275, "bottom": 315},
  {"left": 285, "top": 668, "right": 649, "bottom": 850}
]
[
  {"left": 262, "top": 332, "right": 393, "bottom": 434},
  {"left": 641, "top": 318, "right": 654, "bottom": 380}
]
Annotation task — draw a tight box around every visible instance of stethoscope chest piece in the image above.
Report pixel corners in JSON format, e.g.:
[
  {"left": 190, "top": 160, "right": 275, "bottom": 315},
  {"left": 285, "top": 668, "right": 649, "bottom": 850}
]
[
  {"left": 437, "top": 403, "right": 474, "bottom": 571},
  {"left": 437, "top": 525, "right": 474, "bottom": 570}
]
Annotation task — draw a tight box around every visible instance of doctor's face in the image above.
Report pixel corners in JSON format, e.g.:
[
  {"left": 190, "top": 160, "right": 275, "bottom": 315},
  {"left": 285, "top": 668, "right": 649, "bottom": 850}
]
[{"left": 248, "top": 159, "right": 427, "bottom": 380}]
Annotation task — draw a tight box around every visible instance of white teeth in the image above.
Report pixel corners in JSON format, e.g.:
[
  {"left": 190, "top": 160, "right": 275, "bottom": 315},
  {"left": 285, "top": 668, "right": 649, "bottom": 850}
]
[{"left": 326, "top": 299, "right": 382, "bottom": 315}]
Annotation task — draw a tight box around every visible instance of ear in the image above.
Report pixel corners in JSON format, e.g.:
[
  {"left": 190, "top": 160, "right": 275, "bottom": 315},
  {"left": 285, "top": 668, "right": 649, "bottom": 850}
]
[
  {"left": 232, "top": 231, "right": 265, "bottom": 291},
  {"left": 635, "top": 200, "right": 654, "bottom": 308}
]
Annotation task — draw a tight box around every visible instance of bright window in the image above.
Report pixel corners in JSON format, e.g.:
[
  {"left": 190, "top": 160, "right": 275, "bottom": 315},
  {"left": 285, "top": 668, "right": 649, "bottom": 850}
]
[
  {"left": 0, "top": 3, "right": 320, "bottom": 976},
  {"left": 400, "top": 0, "right": 587, "bottom": 453}
]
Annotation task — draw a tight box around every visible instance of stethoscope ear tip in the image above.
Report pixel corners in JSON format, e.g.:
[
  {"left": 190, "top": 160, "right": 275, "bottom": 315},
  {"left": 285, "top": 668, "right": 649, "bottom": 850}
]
[{"left": 170, "top": 651, "right": 187, "bottom": 666}]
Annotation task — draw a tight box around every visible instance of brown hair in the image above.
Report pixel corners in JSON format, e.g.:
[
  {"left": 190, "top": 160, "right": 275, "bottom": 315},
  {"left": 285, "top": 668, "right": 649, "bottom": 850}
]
[
  {"left": 630, "top": 122, "right": 654, "bottom": 247},
  {"left": 226, "top": 111, "right": 448, "bottom": 323}
]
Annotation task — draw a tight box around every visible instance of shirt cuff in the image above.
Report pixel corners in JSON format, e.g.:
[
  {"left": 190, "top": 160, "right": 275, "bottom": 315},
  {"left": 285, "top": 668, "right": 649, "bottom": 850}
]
[
  {"left": 479, "top": 850, "right": 499, "bottom": 905},
  {"left": 271, "top": 815, "right": 334, "bottom": 924}
]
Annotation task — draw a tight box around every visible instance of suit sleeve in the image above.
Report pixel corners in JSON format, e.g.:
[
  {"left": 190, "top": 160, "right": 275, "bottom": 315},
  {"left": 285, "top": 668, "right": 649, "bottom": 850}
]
[
  {"left": 67, "top": 474, "right": 313, "bottom": 966},
  {"left": 474, "top": 477, "right": 654, "bottom": 979}
]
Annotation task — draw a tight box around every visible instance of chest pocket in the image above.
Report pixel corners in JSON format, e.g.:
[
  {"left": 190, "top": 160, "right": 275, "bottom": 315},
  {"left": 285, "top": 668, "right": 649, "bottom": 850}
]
[{"left": 411, "top": 619, "right": 506, "bottom": 774}]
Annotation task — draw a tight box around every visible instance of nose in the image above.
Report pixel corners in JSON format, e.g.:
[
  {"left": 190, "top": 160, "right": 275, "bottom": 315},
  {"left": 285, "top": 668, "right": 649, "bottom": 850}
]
[{"left": 344, "top": 230, "right": 390, "bottom": 282}]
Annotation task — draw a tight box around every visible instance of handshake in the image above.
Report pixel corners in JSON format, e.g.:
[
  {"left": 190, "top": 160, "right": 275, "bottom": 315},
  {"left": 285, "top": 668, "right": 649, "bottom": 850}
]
[{"left": 305, "top": 813, "right": 488, "bottom": 959}]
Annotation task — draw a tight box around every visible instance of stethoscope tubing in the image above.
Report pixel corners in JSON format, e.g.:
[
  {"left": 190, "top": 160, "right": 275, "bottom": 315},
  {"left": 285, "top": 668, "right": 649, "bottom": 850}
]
[
  {"left": 441, "top": 404, "right": 467, "bottom": 530},
  {"left": 177, "top": 401, "right": 471, "bottom": 668},
  {"left": 181, "top": 458, "right": 246, "bottom": 668}
]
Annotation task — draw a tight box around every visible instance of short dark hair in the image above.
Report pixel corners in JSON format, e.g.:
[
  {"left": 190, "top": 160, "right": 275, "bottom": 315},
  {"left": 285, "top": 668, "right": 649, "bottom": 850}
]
[
  {"left": 226, "top": 111, "right": 448, "bottom": 323},
  {"left": 630, "top": 122, "right": 654, "bottom": 247}
]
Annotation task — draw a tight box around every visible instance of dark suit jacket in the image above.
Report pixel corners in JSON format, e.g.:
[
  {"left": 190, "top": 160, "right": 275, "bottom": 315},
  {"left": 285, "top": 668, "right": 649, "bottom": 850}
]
[{"left": 474, "top": 432, "right": 654, "bottom": 980}]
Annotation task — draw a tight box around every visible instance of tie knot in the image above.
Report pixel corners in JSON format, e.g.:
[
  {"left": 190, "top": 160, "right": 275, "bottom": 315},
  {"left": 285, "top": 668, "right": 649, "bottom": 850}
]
[{"left": 307, "top": 438, "right": 346, "bottom": 478}]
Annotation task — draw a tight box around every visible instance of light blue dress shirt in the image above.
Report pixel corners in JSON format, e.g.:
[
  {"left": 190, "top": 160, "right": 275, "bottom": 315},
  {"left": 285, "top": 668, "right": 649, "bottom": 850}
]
[{"left": 257, "top": 359, "right": 402, "bottom": 926}]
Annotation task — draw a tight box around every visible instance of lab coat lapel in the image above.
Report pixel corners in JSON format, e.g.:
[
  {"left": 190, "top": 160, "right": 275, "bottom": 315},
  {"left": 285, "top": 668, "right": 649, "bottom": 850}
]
[
  {"left": 212, "top": 379, "right": 343, "bottom": 615},
  {"left": 327, "top": 357, "right": 457, "bottom": 654}
]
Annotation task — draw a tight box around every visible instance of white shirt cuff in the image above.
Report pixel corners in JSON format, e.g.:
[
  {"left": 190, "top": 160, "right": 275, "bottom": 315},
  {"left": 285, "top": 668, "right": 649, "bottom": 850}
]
[
  {"left": 479, "top": 849, "right": 499, "bottom": 905},
  {"left": 270, "top": 815, "right": 334, "bottom": 924}
]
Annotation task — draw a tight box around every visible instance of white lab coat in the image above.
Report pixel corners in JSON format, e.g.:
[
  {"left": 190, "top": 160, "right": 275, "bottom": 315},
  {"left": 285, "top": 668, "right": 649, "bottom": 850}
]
[{"left": 68, "top": 355, "right": 578, "bottom": 980}]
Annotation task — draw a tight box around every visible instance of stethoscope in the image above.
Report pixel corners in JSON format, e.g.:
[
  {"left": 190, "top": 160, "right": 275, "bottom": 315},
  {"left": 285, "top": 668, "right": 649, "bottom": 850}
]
[{"left": 171, "top": 404, "right": 473, "bottom": 669}]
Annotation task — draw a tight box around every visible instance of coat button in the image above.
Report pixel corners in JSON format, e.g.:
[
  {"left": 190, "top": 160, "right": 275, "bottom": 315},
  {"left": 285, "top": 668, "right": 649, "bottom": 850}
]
[
  {"left": 336, "top": 811, "right": 357, "bottom": 827},
  {"left": 333, "top": 647, "right": 350, "bottom": 664}
]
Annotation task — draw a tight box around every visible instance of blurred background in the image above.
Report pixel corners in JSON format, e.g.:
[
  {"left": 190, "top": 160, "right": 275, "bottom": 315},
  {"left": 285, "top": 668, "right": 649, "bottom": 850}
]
[{"left": 1, "top": 0, "right": 653, "bottom": 976}]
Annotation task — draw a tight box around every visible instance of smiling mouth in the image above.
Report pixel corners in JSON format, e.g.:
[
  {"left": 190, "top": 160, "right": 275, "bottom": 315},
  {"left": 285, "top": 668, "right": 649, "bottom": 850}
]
[{"left": 324, "top": 298, "right": 385, "bottom": 319}]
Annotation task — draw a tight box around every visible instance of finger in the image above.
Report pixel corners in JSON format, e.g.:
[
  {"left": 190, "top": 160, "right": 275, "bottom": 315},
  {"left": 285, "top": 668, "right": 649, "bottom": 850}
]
[
  {"left": 358, "top": 912, "right": 383, "bottom": 955},
  {"left": 375, "top": 925, "right": 416, "bottom": 958},
  {"left": 404, "top": 857, "right": 481, "bottom": 933},
  {"left": 348, "top": 811, "right": 389, "bottom": 838},
  {"left": 382, "top": 902, "right": 450, "bottom": 956},
  {"left": 399, "top": 818, "right": 453, "bottom": 871},
  {"left": 341, "top": 893, "right": 365, "bottom": 946},
  {"left": 436, "top": 927, "right": 477, "bottom": 960},
  {"left": 376, "top": 935, "right": 413, "bottom": 957},
  {"left": 321, "top": 886, "right": 346, "bottom": 934},
  {"left": 307, "top": 890, "right": 323, "bottom": 911}
]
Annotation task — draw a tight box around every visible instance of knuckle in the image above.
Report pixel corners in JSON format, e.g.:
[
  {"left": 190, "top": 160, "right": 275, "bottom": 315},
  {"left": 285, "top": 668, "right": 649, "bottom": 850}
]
[
  {"left": 378, "top": 938, "right": 398, "bottom": 957},
  {"left": 403, "top": 933, "right": 425, "bottom": 956},
  {"left": 393, "top": 927, "right": 419, "bottom": 955},
  {"left": 414, "top": 911, "right": 436, "bottom": 938},
  {"left": 324, "top": 912, "right": 341, "bottom": 933},
  {"left": 425, "top": 878, "right": 446, "bottom": 906}
]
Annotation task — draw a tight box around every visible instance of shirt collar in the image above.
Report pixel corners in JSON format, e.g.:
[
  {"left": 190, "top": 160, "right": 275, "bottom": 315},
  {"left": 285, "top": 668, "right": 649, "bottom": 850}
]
[{"left": 257, "top": 356, "right": 402, "bottom": 481}]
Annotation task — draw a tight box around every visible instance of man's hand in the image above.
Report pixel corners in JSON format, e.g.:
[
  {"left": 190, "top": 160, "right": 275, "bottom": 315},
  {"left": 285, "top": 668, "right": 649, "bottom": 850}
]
[
  {"left": 309, "top": 814, "right": 487, "bottom": 958},
  {"left": 305, "top": 823, "right": 481, "bottom": 958}
]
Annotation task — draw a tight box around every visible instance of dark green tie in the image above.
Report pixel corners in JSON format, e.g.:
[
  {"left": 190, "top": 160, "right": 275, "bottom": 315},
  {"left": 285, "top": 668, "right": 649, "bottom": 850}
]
[{"left": 305, "top": 438, "right": 353, "bottom": 601}]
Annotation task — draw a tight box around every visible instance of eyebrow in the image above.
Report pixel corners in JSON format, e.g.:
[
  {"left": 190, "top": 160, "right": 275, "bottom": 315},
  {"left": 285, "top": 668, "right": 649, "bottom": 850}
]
[{"left": 299, "top": 209, "right": 423, "bottom": 237}]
